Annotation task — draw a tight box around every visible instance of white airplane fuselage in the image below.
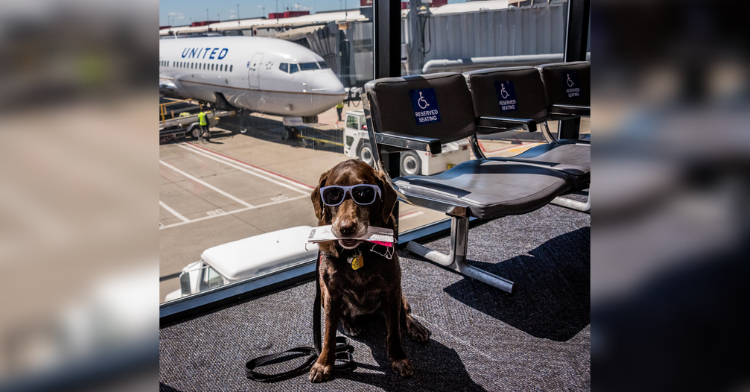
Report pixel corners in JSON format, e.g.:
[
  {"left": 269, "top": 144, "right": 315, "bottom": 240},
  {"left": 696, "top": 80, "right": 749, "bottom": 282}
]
[{"left": 159, "top": 36, "right": 345, "bottom": 117}]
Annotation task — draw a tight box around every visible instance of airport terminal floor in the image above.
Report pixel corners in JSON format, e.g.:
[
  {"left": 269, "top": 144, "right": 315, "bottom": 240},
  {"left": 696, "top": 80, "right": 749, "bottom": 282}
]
[{"left": 159, "top": 199, "right": 591, "bottom": 391}]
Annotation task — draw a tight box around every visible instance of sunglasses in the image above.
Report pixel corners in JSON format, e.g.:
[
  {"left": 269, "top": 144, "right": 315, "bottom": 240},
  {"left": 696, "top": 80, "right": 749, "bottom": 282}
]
[{"left": 320, "top": 184, "right": 382, "bottom": 206}]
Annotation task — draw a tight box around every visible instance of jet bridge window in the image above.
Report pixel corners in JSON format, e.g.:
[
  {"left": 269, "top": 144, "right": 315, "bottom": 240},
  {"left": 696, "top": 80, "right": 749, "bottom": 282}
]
[
  {"left": 299, "top": 62, "right": 319, "bottom": 71},
  {"left": 279, "top": 63, "right": 288, "bottom": 73},
  {"left": 289, "top": 63, "right": 299, "bottom": 74}
]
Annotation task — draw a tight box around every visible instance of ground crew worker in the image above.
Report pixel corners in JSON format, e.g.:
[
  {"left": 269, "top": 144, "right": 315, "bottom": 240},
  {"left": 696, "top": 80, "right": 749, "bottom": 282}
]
[
  {"left": 198, "top": 108, "right": 210, "bottom": 142},
  {"left": 335, "top": 101, "right": 344, "bottom": 123}
]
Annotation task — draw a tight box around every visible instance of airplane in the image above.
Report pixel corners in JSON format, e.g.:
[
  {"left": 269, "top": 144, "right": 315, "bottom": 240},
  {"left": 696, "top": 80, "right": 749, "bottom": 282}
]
[{"left": 159, "top": 36, "right": 346, "bottom": 125}]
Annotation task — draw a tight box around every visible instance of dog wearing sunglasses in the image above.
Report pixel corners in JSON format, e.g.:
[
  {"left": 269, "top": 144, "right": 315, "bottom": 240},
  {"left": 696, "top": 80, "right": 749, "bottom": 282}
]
[{"left": 309, "top": 159, "right": 430, "bottom": 382}]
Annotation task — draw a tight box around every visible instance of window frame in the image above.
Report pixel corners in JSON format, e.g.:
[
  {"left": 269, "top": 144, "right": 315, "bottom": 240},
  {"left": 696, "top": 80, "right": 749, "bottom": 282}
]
[{"left": 159, "top": 0, "right": 591, "bottom": 323}]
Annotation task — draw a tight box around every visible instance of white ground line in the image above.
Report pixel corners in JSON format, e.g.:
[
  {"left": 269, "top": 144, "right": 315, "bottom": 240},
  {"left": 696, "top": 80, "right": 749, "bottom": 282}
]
[
  {"left": 160, "top": 160, "right": 254, "bottom": 208},
  {"left": 159, "top": 194, "right": 308, "bottom": 230},
  {"left": 159, "top": 200, "right": 189, "bottom": 223},
  {"left": 180, "top": 144, "right": 312, "bottom": 192}
]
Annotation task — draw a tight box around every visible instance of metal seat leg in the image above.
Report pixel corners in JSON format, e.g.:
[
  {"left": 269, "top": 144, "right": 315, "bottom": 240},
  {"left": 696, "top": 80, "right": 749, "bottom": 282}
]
[
  {"left": 406, "top": 216, "right": 515, "bottom": 293},
  {"left": 550, "top": 190, "right": 590, "bottom": 212}
]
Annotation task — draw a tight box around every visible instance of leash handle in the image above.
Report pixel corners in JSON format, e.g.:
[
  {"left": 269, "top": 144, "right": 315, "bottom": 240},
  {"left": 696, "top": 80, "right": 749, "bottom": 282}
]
[{"left": 245, "top": 251, "right": 355, "bottom": 382}]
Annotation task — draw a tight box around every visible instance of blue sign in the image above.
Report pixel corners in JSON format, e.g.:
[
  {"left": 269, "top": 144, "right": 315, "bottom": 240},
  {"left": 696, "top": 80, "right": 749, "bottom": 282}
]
[
  {"left": 564, "top": 71, "right": 581, "bottom": 98},
  {"left": 409, "top": 88, "right": 441, "bottom": 125},
  {"left": 495, "top": 80, "right": 518, "bottom": 112}
]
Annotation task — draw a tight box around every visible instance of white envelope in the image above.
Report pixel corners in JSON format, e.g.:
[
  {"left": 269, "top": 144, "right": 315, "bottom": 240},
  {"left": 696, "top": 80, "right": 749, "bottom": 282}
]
[{"left": 307, "top": 225, "right": 394, "bottom": 245}]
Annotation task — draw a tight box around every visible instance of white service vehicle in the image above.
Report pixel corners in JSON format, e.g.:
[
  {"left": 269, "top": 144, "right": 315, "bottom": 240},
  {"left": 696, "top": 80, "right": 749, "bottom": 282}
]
[
  {"left": 164, "top": 226, "right": 319, "bottom": 302},
  {"left": 342, "top": 110, "right": 471, "bottom": 176}
]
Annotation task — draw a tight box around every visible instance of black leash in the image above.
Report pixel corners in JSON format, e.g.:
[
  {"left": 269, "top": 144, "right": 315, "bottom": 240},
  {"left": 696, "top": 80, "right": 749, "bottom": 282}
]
[{"left": 245, "top": 251, "right": 355, "bottom": 382}]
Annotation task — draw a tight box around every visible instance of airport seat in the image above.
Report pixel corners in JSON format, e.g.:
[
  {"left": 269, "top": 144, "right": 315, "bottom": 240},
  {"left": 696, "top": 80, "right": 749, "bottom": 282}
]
[
  {"left": 537, "top": 61, "right": 591, "bottom": 144},
  {"left": 362, "top": 72, "right": 572, "bottom": 293},
  {"left": 463, "top": 66, "right": 591, "bottom": 212}
]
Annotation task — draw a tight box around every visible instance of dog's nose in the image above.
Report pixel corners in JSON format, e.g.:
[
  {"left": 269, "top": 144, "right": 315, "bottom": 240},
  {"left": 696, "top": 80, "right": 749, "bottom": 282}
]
[{"left": 337, "top": 220, "right": 357, "bottom": 237}]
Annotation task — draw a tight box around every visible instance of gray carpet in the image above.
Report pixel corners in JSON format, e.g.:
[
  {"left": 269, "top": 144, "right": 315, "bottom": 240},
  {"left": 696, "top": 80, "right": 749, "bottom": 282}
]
[{"left": 160, "top": 204, "right": 590, "bottom": 391}]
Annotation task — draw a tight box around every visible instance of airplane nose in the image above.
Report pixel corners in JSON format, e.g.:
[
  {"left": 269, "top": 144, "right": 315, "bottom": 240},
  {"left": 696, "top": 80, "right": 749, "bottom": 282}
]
[
  {"left": 312, "top": 71, "right": 345, "bottom": 96},
  {"left": 309, "top": 70, "right": 346, "bottom": 114}
]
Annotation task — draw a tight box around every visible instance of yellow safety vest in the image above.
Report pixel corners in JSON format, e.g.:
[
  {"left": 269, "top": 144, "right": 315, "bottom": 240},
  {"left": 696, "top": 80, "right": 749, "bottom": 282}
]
[
  {"left": 198, "top": 112, "right": 207, "bottom": 126},
  {"left": 335, "top": 102, "right": 344, "bottom": 109}
]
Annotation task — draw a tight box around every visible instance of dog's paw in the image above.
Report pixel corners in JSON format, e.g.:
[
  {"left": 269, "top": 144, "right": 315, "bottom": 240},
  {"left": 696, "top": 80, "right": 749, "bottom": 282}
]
[
  {"left": 406, "top": 317, "right": 430, "bottom": 343},
  {"left": 309, "top": 361, "right": 333, "bottom": 383},
  {"left": 340, "top": 318, "right": 362, "bottom": 337},
  {"left": 390, "top": 358, "right": 414, "bottom": 378}
]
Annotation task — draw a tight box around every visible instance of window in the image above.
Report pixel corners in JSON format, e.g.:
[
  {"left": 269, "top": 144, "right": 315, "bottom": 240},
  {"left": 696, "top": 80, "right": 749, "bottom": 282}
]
[
  {"left": 317, "top": 61, "right": 329, "bottom": 69},
  {"left": 211, "top": 64, "right": 214, "bottom": 71},
  {"left": 230, "top": 65, "right": 233, "bottom": 72},
  {"left": 345, "top": 115, "right": 360, "bottom": 130},
  {"left": 200, "top": 267, "right": 224, "bottom": 291},
  {"left": 289, "top": 63, "right": 299, "bottom": 73},
  {"left": 279, "top": 62, "right": 288, "bottom": 73},
  {"left": 299, "top": 62, "right": 320, "bottom": 71}
]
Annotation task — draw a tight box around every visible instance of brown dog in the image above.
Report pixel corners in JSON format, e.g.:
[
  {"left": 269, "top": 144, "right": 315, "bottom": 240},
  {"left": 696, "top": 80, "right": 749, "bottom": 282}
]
[{"left": 309, "top": 159, "right": 430, "bottom": 383}]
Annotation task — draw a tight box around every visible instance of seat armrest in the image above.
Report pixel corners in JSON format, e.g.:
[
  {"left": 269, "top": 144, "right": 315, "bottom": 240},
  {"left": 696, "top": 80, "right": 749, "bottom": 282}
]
[
  {"left": 476, "top": 116, "right": 538, "bottom": 133},
  {"left": 372, "top": 132, "right": 443, "bottom": 154},
  {"left": 548, "top": 104, "right": 590, "bottom": 117}
]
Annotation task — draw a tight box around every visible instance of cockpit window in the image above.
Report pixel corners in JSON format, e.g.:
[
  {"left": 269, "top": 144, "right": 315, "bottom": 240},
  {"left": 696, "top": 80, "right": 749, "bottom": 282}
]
[
  {"left": 299, "top": 62, "right": 319, "bottom": 71},
  {"left": 289, "top": 63, "right": 299, "bottom": 74},
  {"left": 317, "top": 61, "right": 329, "bottom": 69},
  {"left": 279, "top": 63, "right": 288, "bottom": 73}
]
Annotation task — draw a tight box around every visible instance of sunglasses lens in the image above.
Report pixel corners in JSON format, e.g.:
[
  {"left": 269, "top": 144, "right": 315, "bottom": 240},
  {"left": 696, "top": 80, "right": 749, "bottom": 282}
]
[
  {"left": 352, "top": 186, "right": 376, "bottom": 204},
  {"left": 322, "top": 187, "right": 345, "bottom": 205}
]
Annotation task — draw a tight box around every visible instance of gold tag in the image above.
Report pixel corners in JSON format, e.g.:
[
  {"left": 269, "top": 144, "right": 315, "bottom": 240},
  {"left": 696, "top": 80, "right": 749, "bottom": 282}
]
[{"left": 351, "top": 255, "right": 363, "bottom": 270}]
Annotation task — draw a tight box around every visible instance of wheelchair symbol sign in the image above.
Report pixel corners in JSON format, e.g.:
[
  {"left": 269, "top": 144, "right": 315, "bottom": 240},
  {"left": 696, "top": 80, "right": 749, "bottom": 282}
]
[
  {"left": 499, "top": 84, "right": 510, "bottom": 99},
  {"left": 564, "top": 72, "right": 581, "bottom": 98},
  {"left": 495, "top": 80, "right": 518, "bottom": 112},
  {"left": 417, "top": 91, "right": 430, "bottom": 109},
  {"left": 409, "top": 88, "right": 441, "bottom": 125}
]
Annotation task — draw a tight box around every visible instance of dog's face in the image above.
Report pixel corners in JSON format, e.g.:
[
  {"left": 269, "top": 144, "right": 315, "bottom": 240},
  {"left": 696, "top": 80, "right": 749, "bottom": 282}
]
[{"left": 311, "top": 160, "right": 397, "bottom": 250}]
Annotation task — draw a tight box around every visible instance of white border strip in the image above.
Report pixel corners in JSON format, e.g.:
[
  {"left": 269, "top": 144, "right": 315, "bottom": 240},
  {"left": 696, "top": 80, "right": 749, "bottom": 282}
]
[
  {"left": 160, "top": 160, "right": 254, "bottom": 208},
  {"left": 159, "top": 200, "right": 189, "bottom": 223}
]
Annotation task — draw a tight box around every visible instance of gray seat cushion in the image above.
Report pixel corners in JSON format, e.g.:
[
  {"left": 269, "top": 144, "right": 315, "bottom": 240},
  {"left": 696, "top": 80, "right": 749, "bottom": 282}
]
[
  {"left": 394, "top": 160, "right": 570, "bottom": 219},
  {"left": 493, "top": 143, "right": 590, "bottom": 187}
]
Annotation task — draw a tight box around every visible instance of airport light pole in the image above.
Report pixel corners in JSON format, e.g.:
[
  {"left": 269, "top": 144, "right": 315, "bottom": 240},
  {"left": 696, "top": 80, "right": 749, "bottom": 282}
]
[
  {"left": 206, "top": 9, "right": 209, "bottom": 21},
  {"left": 237, "top": 4, "right": 241, "bottom": 26},
  {"left": 258, "top": 5, "right": 265, "bottom": 18}
]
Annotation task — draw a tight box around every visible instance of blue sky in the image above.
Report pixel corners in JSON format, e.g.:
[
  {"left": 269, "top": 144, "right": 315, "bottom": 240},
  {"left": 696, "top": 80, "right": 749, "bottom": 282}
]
[{"left": 160, "top": 0, "right": 361, "bottom": 26}]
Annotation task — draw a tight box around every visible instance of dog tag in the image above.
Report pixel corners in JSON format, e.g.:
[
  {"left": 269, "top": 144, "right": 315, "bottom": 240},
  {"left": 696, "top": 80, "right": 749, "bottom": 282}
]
[{"left": 351, "top": 255, "right": 364, "bottom": 270}]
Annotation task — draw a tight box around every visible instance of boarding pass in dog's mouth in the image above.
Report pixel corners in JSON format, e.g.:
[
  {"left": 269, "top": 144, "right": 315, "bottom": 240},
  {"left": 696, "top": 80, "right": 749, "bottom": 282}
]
[{"left": 307, "top": 225, "right": 394, "bottom": 247}]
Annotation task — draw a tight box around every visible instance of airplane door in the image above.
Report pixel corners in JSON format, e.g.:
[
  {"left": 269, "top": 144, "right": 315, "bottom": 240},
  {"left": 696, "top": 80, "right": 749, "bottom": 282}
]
[{"left": 248, "top": 53, "right": 264, "bottom": 89}]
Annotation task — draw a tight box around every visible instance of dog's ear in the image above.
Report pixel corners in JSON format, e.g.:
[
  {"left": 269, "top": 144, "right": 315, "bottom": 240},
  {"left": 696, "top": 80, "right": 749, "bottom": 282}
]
[
  {"left": 375, "top": 169, "right": 398, "bottom": 225},
  {"left": 311, "top": 169, "right": 331, "bottom": 222}
]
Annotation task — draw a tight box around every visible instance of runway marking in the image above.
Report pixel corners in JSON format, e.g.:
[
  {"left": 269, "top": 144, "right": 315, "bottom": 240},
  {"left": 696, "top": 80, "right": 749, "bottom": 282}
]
[
  {"left": 178, "top": 144, "right": 308, "bottom": 193},
  {"left": 160, "top": 200, "right": 189, "bottom": 223},
  {"left": 399, "top": 211, "right": 424, "bottom": 220},
  {"left": 159, "top": 194, "right": 308, "bottom": 230},
  {"left": 184, "top": 143, "right": 314, "bottom": 190},
  {"left": 178, "top": 144, "right": 309, "bottom": 194},
  {"left": 159, "top": 160, "right": 254, "bottom": 208}
]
